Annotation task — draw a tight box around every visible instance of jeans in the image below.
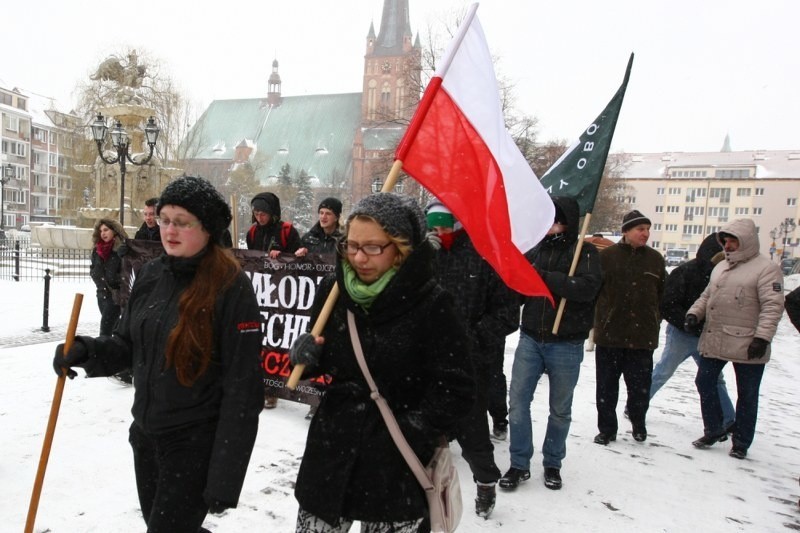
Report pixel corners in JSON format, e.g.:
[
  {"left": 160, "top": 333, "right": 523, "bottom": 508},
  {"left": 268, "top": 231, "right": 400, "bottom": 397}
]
[
  {"left": 595, "top": 346, "right": 654, "bottom": 435},
  {"left": 508, "top": 332, "right": 583, "bottom": 470},
  {"left": 695, "top": 357, "right": 765, "bottom": 450},
  {"left": 651, "top": 324, "right": 735, "bottom": 427}
]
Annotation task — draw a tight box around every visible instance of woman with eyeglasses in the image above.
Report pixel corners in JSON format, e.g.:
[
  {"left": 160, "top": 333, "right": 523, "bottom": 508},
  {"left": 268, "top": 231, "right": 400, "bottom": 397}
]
[
  {"left": 53, "top": 176, "right": 264, "bottom": 533},
  {"left": 289, "top": 192, "right": 476, "bottom": 532}
]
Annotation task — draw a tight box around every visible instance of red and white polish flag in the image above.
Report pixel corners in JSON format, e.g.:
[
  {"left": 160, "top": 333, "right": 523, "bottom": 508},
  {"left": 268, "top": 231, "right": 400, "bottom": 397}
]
[{"left": 396, "top": 3, "right": 554, "bottom": 299}]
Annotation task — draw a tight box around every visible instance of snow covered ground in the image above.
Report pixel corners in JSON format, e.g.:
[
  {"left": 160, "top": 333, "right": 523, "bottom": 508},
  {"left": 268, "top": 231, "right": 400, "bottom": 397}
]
[{"left": 1, "top": 278, "right": 799, "bottom": 532}]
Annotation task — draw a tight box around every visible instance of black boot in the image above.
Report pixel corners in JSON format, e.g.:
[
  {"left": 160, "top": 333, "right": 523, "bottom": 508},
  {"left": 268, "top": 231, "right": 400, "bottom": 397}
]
[
  {"left": 475, "top": 482, "right": 496, "bottom": 518},
  {"left": 692, "top": 433, "right": 727, "bottom": 448},
  {"left": 498, "top": 467, "right": 530, "bottom": 490}
]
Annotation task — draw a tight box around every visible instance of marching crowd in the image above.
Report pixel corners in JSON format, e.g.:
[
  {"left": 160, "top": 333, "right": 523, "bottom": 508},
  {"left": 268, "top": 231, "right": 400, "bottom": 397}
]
[{"left": 53, "top": 175, "right": 797, "bottom": 532}]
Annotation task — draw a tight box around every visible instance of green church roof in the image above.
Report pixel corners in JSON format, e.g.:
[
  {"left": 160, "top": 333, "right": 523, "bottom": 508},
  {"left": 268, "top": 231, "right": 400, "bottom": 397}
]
[{"left": 186, "top": 93, "right": 363, "bottom": 187}]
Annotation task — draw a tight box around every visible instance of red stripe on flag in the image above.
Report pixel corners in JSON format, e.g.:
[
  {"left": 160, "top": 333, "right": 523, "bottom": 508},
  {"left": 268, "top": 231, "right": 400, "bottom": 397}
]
[{"left": 401, "top": 85, "right": 551, "bottom": 299}]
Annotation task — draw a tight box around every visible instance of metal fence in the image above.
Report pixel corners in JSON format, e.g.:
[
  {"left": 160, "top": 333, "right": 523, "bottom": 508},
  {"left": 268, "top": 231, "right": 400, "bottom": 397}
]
[{"left": 0, "top": 241, "right": 92, "bottom": 281}]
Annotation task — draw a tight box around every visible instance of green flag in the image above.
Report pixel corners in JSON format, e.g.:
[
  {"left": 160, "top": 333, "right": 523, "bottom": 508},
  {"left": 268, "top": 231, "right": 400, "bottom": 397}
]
[{"left": 540, "top": 53, "right": 634, "bottom": 216}]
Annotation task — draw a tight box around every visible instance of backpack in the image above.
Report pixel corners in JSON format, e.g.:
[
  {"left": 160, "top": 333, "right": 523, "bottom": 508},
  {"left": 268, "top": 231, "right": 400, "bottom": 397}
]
[{"left": 248, "top": 221, "right": 292, "bottom": 249}]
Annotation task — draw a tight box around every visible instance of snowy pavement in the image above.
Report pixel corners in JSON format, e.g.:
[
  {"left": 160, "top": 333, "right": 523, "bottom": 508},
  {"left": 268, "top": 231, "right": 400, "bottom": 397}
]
[{"left": 1, "top": 278, "right": 799, "bottom": 532}]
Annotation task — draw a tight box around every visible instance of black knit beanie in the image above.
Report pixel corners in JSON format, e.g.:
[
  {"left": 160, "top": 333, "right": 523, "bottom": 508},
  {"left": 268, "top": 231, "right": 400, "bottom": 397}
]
[
  {"left": 318, "top": 197, "right": 343, "bottom": 218},
  {"left": 157, "top": 176, "right": 232, "bottom": 243},
  {"left": 348, "top": 193, "right": 426, "bottom": 246}
]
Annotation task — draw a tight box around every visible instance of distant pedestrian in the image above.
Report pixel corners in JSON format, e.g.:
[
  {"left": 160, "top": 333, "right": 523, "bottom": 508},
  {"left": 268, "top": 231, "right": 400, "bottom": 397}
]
[
  {"left": 134, "top": 197, "right": 161, "bottom": 242},
  {"left": 593, "top": 210, "right": 665, "bottom": 445},
  {"left": 90, "top": 218, "right": 128, "bottom": 337},
  {"left": 296, "top": 197, "right": 344, "bottom": 257},
  {"left": 688, "top": 219, "right": 784, "bottom": 459}
]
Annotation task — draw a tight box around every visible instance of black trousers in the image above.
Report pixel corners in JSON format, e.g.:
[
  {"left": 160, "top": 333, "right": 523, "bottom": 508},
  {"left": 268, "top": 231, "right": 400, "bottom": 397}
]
[
  {"left": 595, "top": 346, "right": 654, "bottom": 435},
  {"left": 486, "top": 343, "right": 509, "bottom": 427},
  {"left": 129, "top": 421, "right": 216, "bottom": 533},
  {"left": 452, "top": 370, "right": 501, "bottom": 484},
  {"left": 97, "top": 292, "right": 120, "bottom": 336}
]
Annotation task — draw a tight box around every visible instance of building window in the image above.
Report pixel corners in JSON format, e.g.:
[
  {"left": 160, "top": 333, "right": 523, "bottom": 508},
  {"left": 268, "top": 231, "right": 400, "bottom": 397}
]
[
  {"left": 754, "top": 187, "right": 764, "bottom": 196},
  {"left": 709, "top": 188, "right": 731, "bottom": 203},
  {"left": 667, "top": 205, "right": 680, "bottom": 213},
  {"left": 656, "top": 187, "right": 665, "bottom": 195},
  {"left": 653, "top": 223, "right": 662, "bottom": 231},
  {"left": 734, "top": 207, "right": 749, "bottom": 215},
  {"left": 737, "top": 188, "right": 751, "bottom": 197},
  {"left": 668, "top": 187, "right": 681, "bottom": 195},
  {"left": 651, "top": 241, "right": 660, "bottom": 249},
  {"left": 665, "top": 224, "right": 678, "bottom": 232},
  {"left": 789, "top": 198, "right": 797, "bottom": 206},
  {"left": 655, "top": 206, "right": 664, "bottom": 213},
  {"left": 753, "top": 207, "right": 763, "bottom": 216}
]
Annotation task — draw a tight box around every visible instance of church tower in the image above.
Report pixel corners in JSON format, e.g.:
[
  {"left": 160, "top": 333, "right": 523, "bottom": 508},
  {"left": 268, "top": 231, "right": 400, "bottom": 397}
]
[
  {"left": 352, "top": 0, "right": 422, "bottom": 201},
  {"left": 267, "top": 58, "right": 282, "bottom": 107}
]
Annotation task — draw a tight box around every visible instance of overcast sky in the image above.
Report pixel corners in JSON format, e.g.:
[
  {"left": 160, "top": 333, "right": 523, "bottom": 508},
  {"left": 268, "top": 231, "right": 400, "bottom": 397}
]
[{"left": 1, "top": 0, "right": 797, "bottom": 154}]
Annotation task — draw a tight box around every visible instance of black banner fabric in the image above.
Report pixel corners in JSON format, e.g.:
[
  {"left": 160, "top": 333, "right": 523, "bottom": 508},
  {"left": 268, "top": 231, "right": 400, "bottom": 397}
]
[{"left": 121, "top": 240, "right": 336, "bottom": 406}]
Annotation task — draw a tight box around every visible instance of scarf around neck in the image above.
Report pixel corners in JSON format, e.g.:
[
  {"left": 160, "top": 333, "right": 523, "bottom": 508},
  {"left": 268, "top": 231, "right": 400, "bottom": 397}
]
[
  {"left": 96, "top": 239, "right": 114, "bottom": 261},
  {"left": 342, "top": 261, "right": 397, "bottom": 310}
]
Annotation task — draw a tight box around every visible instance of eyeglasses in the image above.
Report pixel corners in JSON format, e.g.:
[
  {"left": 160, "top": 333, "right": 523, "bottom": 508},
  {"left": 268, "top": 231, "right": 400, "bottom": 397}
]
[
  {"left": 338, "top": 241, "right": 394, "bottom": 256},
  {"left": 156, "top": 216, "right": 201, "bottom": 231}
]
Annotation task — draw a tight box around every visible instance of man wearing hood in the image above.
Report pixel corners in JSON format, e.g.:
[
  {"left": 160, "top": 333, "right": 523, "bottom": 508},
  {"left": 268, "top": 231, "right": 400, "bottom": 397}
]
[
  {"left": 246, "top": 192, "right": 302, "bottom": 258},
  {"left": 687, "top": 219, "right": 784, "bottom": 459},
  {"left": 499, "top": 196, "right": 602, "bottom": 492},
  {"left": 650, "top": 233, "right": 735, "bottom": 434}
]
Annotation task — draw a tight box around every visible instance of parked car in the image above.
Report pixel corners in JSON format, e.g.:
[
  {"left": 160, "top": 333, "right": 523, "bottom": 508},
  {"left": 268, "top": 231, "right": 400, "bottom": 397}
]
[
  {"left": 781, "top": 257, "right": 800, "bottom": 275},
  {"left": 664, "top": 248, "right": 689, "bottom": 267}
]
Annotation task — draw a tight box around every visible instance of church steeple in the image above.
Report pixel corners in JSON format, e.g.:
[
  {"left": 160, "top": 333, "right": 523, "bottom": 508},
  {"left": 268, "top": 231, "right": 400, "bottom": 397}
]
[
  {"left": 267, "top": 58, "right": 282, "bottom": 107},
  {"left": 374, "top": 0, "right": 413, "bottom": 55}
]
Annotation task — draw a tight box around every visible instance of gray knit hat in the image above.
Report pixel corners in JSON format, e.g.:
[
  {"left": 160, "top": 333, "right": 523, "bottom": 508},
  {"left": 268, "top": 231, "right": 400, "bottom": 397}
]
[
  {"left": 348, "top": 192, "right": 426, "bottom": 245},
  {"left": 157, "top": 176, "right": 232, "bottom": 243},
  {"left": 621, "top": 209, "right": 651, "bottom": 232}
]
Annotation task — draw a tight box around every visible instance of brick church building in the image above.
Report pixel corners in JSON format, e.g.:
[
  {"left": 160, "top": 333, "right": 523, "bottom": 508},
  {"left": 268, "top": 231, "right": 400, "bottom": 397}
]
[{"left": 183, "top": 0, "right": 422, "bottom": 215}]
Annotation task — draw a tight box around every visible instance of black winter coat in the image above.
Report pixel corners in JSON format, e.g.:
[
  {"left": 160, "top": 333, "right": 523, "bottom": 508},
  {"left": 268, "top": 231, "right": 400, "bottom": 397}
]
[
  {"left": 521, "top": 197, "right": 602, "bottom": 342},
  {"left": 659, "top": 233, "right": 722, "bottom": 333},
  {"left": 300, "top": 222, "right": 342, "bottom": 255},
  {"left": 785, "top": 286, "right": 800, "bottom": 333},
  {"left": 134, "top": 223, "right": 161, "bottom": 242},
  {"left": 90, "top": 248, "right": 123, "bottom": 304},
  {"left": 77, "top": 252, "right": 265, "bottom": 507},
  {"left": 245, "top": 220, "right": 301, "bottom": 253},
  {"left": 294, "top": 243, "right": 476, "bottom": 524},
  {"left": 432, "top": 230, "right": 519, "bottom": 364}
]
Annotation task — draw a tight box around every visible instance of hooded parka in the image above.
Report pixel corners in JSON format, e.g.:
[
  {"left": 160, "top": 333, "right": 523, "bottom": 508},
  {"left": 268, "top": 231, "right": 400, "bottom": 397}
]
[
  {"left": 689, "top": 219, "right": 784, "bottom": 363},
  {"left": 246, "top": 192, "right": 302, "bottom": 252}
]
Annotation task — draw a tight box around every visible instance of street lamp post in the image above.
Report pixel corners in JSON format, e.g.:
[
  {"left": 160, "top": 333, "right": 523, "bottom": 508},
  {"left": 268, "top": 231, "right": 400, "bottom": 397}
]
[
  {"left": 771, "top": 218, "right": 797, "bottom": 260},
  {"left": 90, "top": 113, "right": 160, "bottom": 226},
  {"left": 1, "top": 163, "right": 14, "bottom": 230}
]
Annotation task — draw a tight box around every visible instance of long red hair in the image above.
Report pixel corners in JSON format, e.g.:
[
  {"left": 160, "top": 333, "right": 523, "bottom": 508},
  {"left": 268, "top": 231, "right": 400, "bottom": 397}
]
[{"left": 165, "top": 243, "right": 241, "bottom": 386}]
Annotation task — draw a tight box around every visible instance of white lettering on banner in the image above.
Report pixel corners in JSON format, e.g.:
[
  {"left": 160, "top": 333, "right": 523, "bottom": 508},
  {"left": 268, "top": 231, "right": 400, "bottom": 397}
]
[
  {"left": 249, "top": 271, "right": 317, "bottom": 310},
  {"left": 262, "top": 312, "right": 312, "bottom": 349}
]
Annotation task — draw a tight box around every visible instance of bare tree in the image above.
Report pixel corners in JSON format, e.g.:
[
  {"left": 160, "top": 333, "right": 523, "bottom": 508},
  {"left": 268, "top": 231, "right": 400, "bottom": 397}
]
[{"left": 587, "top": 152, "right": 635, "bottom": 233}]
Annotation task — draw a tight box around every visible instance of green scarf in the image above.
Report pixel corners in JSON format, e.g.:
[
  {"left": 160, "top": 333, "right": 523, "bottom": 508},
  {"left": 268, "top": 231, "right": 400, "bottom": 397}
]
[{"left": 342, "top": 261, "right": 397, "bottom": 309}]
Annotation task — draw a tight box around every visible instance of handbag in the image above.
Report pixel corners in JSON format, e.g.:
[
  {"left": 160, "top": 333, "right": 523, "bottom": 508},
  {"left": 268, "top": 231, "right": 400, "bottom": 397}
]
[{"left": 346, "top": 311, "right": 462, "bottom": 533}]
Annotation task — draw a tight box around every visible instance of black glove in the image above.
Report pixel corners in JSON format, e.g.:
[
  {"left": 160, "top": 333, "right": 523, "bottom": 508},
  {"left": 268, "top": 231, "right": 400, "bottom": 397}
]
[
  {"left": 117, "top": 243, "right": 129, "bottom": 257},
  {"left": 289, "top": 333, "right": 323, "bottom": 367},
  {"left": 53, "top": 339, "right": 89, "bottom": 379},
  {"left": 684, "top": 314, "right": 699, "bottom": 334},
  {"left": 747, "top": 337, "right": 769, "bottom": 360},
  {"left": 205, "top": 497, "right": 231, "bottom": 515}
]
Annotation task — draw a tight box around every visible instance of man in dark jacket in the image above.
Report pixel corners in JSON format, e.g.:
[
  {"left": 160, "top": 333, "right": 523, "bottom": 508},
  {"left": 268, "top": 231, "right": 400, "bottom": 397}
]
[
  {"left": 427, "top": 200, "right": 519, "bottom": 519},
  {"left": 246, "top": 192, "right": 301, "bottom": 258},
  {"left": 296, "top": 197, "right": 343, "bottom": 257},
  {"left": 246, "top": 191, "right": 301, "bottom": 409},
  {"left": 499, "top": 196, "right": 602, "bottom": 492},
  {"left": 134, "top": 197, "right": 161, "bottom": 242},
  {"left": 650, "top": 233, "right": 735, "bottom": 432},
  {"left": 593, "top": 210, "right": 666, "bottom": 445}
]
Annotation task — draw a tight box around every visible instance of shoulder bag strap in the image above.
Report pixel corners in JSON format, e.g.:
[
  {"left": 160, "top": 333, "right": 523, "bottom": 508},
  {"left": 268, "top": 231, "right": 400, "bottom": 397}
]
[{"left": 346, "top": 310, "right": 433, "bottom": 491}]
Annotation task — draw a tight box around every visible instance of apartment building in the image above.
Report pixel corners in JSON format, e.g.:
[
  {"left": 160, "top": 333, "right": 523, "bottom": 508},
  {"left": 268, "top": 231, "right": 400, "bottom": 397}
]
[
  {"left": 1, "top": 85, "right": 79, "bottom": 229},
  {"left": 619, "top": 150, "right": 800, "bottom": 259}
]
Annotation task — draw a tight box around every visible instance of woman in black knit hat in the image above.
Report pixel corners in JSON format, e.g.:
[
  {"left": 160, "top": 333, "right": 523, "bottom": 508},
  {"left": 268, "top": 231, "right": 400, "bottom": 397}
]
[
  {"left": 53, "top": 176, "right": 264, "bottom": 532},
  {"left": 289, "top": 192, "right": 476, "bottom": 532}
]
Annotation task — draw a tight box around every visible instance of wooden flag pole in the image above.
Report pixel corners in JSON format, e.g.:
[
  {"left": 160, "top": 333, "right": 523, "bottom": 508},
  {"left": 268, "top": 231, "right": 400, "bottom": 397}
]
[
  {"left": 287, "top": 160, "right": 405, "bottom": 390},
  {"left": 551, "top": 214, "right": 593, "bottom": 335},
  {"left": 230, "top": 194, "right": 239, "bottom": 249},
  {"left": 25, "top": 293, "right": 84, "bottom": 533}
]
